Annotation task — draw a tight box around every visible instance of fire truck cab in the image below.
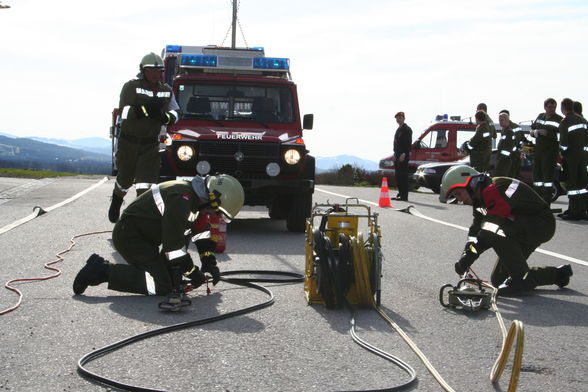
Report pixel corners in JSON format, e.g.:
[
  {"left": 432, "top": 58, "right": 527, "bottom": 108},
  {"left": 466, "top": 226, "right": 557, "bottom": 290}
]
[
  {"left": 379, "top": 115, "right": 477, "bottom": 181},
  {"left": 111, "top": 45, "right": 315, "bottom": 232}
]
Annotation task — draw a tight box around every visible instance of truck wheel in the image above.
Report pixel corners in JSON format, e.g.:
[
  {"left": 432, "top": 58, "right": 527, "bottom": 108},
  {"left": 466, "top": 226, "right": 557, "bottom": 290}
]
[
  {"left": 286, "top": 192, "right": 312, "bottom": 232},
  {"left": 269, "top": 197, "right": 288, "bottom": 219}
]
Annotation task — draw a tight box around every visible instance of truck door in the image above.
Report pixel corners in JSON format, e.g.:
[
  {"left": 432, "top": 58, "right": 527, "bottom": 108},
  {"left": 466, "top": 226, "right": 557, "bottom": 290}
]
[
  {"left": 414, "top": 128, "right": 451, "bottom": 163},
  {"left": 454, "top": 128, "right": 477, "bottom": 160}
]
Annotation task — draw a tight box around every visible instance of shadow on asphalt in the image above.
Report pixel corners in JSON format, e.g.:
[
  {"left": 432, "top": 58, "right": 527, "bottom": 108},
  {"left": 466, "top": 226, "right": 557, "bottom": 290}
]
[
  {"left": 495, "top": 288, "right": 588, "bottom": 327},
  {"left": 72, "top": 290, "right": 267, "bottom": 332}
]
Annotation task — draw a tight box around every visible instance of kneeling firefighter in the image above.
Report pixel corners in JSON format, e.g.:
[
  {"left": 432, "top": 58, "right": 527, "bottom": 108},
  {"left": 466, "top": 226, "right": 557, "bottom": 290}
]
[
  {"left": 439, "top": 165, "right": 573, "bottom": 296},
  {"left": 73, "top": 175, "right": 244, "bottom": 296}
]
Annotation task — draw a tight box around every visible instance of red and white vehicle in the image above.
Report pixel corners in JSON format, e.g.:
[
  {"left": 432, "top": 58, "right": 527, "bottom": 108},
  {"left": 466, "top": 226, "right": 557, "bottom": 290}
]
[{"left": 111, "top": 45, "right": 315, "bottom": 232}]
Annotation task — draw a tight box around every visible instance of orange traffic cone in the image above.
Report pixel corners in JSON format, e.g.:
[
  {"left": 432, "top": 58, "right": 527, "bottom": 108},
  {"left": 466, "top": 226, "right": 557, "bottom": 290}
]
[{"left": 379, "top": 177, "right": 392, "bottom": 208}]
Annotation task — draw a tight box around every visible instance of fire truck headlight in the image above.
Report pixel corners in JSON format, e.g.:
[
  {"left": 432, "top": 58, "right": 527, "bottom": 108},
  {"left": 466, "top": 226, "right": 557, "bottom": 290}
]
[
  {"left": 177, "top": 145, "right": 195, "bottom": 161},
  {"left": 283, "top": 149, "right": 301, "bottom": 165},
  {"left": 196, "top": 160, "right": 211, "bottom": 175},
  {"left": 266, "top": 162, "right": 281, "bottom": 177}
]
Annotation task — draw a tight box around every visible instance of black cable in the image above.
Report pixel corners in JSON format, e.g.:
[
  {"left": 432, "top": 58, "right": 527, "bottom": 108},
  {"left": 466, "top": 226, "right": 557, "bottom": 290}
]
[{"left": 77, "top": 271, "right": 303, "bottom": 392}]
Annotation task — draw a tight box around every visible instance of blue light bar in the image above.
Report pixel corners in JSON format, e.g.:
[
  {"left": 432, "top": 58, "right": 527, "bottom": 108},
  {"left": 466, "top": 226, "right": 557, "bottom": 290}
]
[
  {"left": 166, "top": 45, "right": 182, "bottom": 53},
  {"left": 181, "top": 55, "right": 218, "bottom": 67},
  {"left": 253, "top": 57, "right": 289, "bottom": 70}
]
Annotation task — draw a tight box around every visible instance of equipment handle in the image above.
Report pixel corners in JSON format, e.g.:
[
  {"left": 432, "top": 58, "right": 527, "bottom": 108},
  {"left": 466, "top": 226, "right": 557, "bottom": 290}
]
[
  {"left": 456, "top": 278, "right": 484, "bottom": 292},
  {"left": 439, "top": 284, "right": 455, "bottom": 308}
]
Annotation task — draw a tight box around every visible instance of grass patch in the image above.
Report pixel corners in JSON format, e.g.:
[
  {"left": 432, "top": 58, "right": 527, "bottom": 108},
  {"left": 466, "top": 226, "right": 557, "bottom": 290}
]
[{"left": 0, "top": 168, "right": 78, "bottom": 179}]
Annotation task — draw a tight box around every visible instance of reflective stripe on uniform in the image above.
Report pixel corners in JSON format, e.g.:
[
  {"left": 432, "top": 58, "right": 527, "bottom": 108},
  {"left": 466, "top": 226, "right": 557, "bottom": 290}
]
[
  {"left": 483, "top": 132, "right": 491, "bottom": 137},
  {"left": 500, "top": 150, "right": 511, "bottom": 156},
  {"left": 121, "top": 106, "right": 131, "bottom": 120},
  {"left": 115, "top": 181, "right": 130, "bottom": 193},
  {"left": 545, "top": 121, "right": 560, "bottom": 128},
  {"left": 533, "top": 181, "right": 544, "bottom": 186},
  {"left": 168, "top": 110, "right": 178, "bottom": 124},
  {"left": 467, "top": 236, "right": 478, "bottom": 243},
  {"left": 505, "top": 179, "right": 520, "bottom": 198},
  {"left": 151, "top": 185, "right": 165, "bottom": 215},
  {"left": 513, "top": 127, "right": 523, "bottom": 132},
  {"left": 584, "top": 146, "right": 588, "bottom": 151},
  {"left": 501, "top": 135, "right": 507, "bottom": 140},
  {"left": 535, "top": 119, "right": 545, "bottom": 125},
  {"left": 136, "top": 88, "right": 154, "bottom": 97},
  {"left": 156, "top": 91, "right": 171, "bottom": 98},
  {"left": 135, "top": 182, "right": 154, "bottom": 189},
  {"left": 166, "top": 248, "right": 187, "bottom": 260},
  {"left": 145, "top": 272, "right": 156, "bottom": 295},
  {"left": 561, "top": 146, "right": 568, "bottom": 151},
  {"left": 568, "top": 124, "right": 587, "bottom": 132},
  {"left": 481, "top": 221, "right": 506, "bottom": 237}
]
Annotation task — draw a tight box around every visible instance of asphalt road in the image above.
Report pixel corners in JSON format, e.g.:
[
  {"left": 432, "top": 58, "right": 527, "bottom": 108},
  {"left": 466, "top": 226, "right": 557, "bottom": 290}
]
[{"left": 0, "top": 176, "right": 586, "bottom": 392}]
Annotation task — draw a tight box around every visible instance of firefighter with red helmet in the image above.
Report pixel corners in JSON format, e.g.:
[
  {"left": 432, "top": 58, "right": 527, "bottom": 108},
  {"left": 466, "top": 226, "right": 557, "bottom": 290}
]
[
  {"left": 108, "top": 52, "right": 180, "bottom": 223},
  {"left": 74, "top": 175, "right": 244, "bottom": 296},
  {"left": 439, "top": 165, "right": 573, "bottom": 296}
]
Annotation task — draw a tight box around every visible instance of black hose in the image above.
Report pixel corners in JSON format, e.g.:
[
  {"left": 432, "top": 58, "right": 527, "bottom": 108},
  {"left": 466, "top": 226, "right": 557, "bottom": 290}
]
[{"left": 77, "top": 270, "right": 303, "bottom": 392}]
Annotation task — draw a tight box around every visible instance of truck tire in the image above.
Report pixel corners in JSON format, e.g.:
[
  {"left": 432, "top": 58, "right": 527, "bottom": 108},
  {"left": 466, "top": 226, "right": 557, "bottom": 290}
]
[{"left": 286, "top": 192, "right": 312, "bottom": 232}]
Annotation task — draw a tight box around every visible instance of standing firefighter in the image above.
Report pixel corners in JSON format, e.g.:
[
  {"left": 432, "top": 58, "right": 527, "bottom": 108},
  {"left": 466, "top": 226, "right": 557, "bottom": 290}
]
[
  {"left": 392, "top": 111, "right": 412, "bottom": 201},
  {"left": 74, "top": 175, "right": 244, "bottom": 297},
  {"left": 476, "top": 103, "right": 497, "bottom": 140},
  {"left": 558, "top": 98, "right": 588, "bottom": 220},
  {"left": 499, "top": 109, "right": 528, "bottom": 179},
  {"left": 530, "top": 98, "right": 562, "bottom": 204},
  {"left": 439, "top": 165, "right": 572, "bottom": 296},
  {"left": 463, "top": 110, "right": 492, "bottom": 172},
  {"left": 109, "top": 52, "right": 180, "bottom": 223},
  {"left": 495, "top": 112, "right": 514, "bottom": 176}
]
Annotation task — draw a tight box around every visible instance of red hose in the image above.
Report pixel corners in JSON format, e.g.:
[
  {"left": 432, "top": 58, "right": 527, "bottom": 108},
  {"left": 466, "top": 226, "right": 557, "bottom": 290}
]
[{"left": 1, "top": 230, "right": 112, "bottom": 315}]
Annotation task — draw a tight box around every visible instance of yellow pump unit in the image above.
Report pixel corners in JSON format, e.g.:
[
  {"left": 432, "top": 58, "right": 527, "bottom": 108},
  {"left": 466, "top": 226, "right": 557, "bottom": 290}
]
[{"left": 304, "top": 199, "right": 382, "bottom": 308}]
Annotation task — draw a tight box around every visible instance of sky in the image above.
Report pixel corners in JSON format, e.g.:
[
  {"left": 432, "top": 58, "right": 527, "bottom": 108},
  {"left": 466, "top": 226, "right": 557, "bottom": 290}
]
[{"left": 1, "top": 0, "right": 587, "bottom": 161}]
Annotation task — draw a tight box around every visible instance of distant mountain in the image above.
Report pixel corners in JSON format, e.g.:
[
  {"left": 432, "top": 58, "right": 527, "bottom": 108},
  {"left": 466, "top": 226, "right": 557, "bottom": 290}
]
[
  {"left": 0, "top": 135, "right": 110, "bottom": 174},
  {"left": 315, "top": 155, "right": 379, "bottom": 172},
  {"left": 28, "top": 136, "right": 111, "bottom": 156}
]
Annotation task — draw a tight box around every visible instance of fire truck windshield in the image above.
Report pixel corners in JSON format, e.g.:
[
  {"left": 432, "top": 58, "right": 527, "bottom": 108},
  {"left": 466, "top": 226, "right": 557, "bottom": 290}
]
[{"left": 176, "top": 83, "right": 294, "bottom": 124}]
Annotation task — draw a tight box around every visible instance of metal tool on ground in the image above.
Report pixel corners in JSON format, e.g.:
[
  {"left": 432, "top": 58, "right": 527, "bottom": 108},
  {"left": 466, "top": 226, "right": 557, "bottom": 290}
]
[{"left": 439, "top": 277, "right": 492, "bottom": 311}]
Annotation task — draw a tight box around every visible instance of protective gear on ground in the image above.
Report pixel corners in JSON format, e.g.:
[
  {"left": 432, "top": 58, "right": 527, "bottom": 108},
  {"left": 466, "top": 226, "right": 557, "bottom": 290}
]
[
  {"left": 140, "top": 52, "right": 164, "bottom": 70},
  {"left": 205, "top": 174, "right": 245, "bottom": 220},
  {"left": 439, "top": 165, "right": 479, "bottom": 203}
]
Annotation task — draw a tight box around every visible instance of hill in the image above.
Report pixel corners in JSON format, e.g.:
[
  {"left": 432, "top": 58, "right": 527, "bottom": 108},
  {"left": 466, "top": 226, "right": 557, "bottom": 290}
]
[
  {"left": 0, "top": 135, "right": 110, "bottom": 174},
  {"left": 315, "top": 155, "right": 379, "bottom": 172}
]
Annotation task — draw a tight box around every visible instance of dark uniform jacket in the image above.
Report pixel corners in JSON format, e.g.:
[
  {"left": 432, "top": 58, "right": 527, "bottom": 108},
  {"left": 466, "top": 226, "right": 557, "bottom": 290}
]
[
  {"left": 531, "top": 113, "right": 563, "bottom": 154},
  {"left": 484, "top": 113, "right": 497, "bottom": 139},
  {"left": 559, "top": 113, "right": 588, "bottom": 156},
  {"left": 468, "top": 177, "right": 550, "bottom": 252},
  {"left": 393, "top": 123, "right": 413, "bottom": 160},
  {"left": 120, "top": 181, "right": 203, "bottom": 256},
  {"left": 119, "top": 78, "right": 175, "bottom": 139},
  {"left": 495, "top": 126, "right": 514, "bottom": 175},
  {"left": 468, "top": 122, "right": 492, "bottom": 171}
]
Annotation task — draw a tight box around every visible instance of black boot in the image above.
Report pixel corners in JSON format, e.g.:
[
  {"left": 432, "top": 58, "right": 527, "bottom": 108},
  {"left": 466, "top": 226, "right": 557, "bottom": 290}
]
[
  {"left": 555, "top": 264, "right": 573, "bottom": 288},
  {"left": 498, "top": 274, "right": 537, "bottom": 296},
  {"left": 73, "top": 254, "right": 110, "bottom": 295},
  {"left": 108, "top": 192, "right": 124, "bottom": 223}
]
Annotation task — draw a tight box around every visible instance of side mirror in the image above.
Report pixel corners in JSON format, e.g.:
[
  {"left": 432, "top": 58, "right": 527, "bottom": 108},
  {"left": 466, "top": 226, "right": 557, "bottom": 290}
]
[{"left": 303, "top": 114, "right": 314, "bottom": 130}]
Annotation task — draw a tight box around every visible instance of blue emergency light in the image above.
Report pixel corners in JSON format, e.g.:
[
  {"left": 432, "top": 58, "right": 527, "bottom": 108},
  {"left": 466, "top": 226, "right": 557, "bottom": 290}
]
[
  {"left": 253, "top": 57, "right": 289, "bottom": 70},
  {"left": 181, "top": 55, "right": 218, "bottom": 67},
  {"left": 166, "top": 45, "right": 182, "bottom": 53}
]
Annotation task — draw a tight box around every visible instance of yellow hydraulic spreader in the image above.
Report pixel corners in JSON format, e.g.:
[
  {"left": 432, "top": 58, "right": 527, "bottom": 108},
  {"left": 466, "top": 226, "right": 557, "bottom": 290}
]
[{"left": 304, "top": 198, "right": 382, "bottom": 308}]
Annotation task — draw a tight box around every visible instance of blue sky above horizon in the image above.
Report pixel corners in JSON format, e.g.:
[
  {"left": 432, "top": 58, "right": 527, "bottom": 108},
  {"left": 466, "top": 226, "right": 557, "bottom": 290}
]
[{"left": 1, "top": 0, "right": 586, "bottom": 161}]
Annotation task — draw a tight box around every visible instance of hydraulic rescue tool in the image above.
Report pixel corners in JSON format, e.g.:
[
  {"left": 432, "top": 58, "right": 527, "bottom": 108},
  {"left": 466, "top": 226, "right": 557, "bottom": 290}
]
[{"left": 439, "top": 277, "right": 492, "bottom": 311}]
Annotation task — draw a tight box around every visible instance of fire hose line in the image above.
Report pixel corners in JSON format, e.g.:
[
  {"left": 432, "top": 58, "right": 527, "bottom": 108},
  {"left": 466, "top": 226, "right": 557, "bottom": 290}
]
[{"left": 0, "top": 230, "right": 113, "bottom": 315}]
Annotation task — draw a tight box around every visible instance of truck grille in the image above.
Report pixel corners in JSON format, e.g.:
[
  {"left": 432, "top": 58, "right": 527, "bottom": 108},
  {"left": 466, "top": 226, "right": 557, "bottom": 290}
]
[{"left": 199, "top": 141, "right": 280, "bottom": 178}]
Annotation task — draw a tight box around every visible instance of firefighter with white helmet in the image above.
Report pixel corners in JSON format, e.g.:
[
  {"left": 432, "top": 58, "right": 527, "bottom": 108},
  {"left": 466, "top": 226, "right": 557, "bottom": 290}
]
[
  {"left": 74, "top": 175, "right": 244, "bottom": 296},
  {"left": 440, "top": 165, "right": 572, "bottom": 296},
  {"left": 108, "top": 52, "right": 180, "bottom": 223}
]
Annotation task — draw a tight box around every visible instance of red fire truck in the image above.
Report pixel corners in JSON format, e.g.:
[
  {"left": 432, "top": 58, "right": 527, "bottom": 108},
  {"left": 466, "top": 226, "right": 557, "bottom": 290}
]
[{"left": 111, "top": 45, "right": 315, "bottom": 232}]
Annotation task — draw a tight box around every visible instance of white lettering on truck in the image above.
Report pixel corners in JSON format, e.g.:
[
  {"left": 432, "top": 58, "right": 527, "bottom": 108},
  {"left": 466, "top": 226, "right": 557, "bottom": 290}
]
[{"left": 216, "top": 132, "right": 264, "bottom": 141}]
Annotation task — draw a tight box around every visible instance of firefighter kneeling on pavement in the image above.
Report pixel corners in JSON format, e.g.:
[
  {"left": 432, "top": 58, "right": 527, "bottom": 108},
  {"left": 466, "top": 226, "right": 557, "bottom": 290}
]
[
  {"left": 73, "top": 174, "right": 244, "bottom": 296},
  {"left": 439, "top": 165, "right": 573, "bottom": 296}
]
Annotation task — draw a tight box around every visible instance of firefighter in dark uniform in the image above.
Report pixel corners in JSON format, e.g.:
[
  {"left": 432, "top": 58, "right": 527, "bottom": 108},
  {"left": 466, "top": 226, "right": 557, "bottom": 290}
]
[
  {"left": 73, "top": 175, "right": 245, "bottom": 296},
  {"left": 530, "top": 98, "right": 562, "bottom": 204},
  {"left": 477, "top": 103, "right": 497, "bottom": 140},
  {"left": 558, "top": 98, "right": 588, "bottom": 220},
  {"left": 499, "top": 109, "right": 528, "bottom": 179},
  {"left": 464, "top": 110, "right": 492, "bottom": 172},
  {"left": 439, "top": 165, "right": 573, "bottom": 296},
  {"left": 392, "top": 111, "right": 412, "bottom": 201},
  {"left": 108, "top": 52, "right": 180, "bottom": 223},
  {"left": 495, "top": 112, "right": 514, "bottom": 176}
]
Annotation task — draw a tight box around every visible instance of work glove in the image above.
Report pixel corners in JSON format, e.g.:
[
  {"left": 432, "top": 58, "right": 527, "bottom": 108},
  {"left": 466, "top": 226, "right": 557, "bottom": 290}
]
[
  {"left": 201, "top": 255, "right": 220, "bottom": 285},
  {"left": 185, "top": 266, "right": 206, "bottom": 289},
  {"left": 454, "top": 245, "right": 479, "bottom": 276},
  {"left": 145, "top": 98, "right": 170, "bottom": 124},
  {"left": 133, "top": 105, "right": 149, "bottom": 119}
]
